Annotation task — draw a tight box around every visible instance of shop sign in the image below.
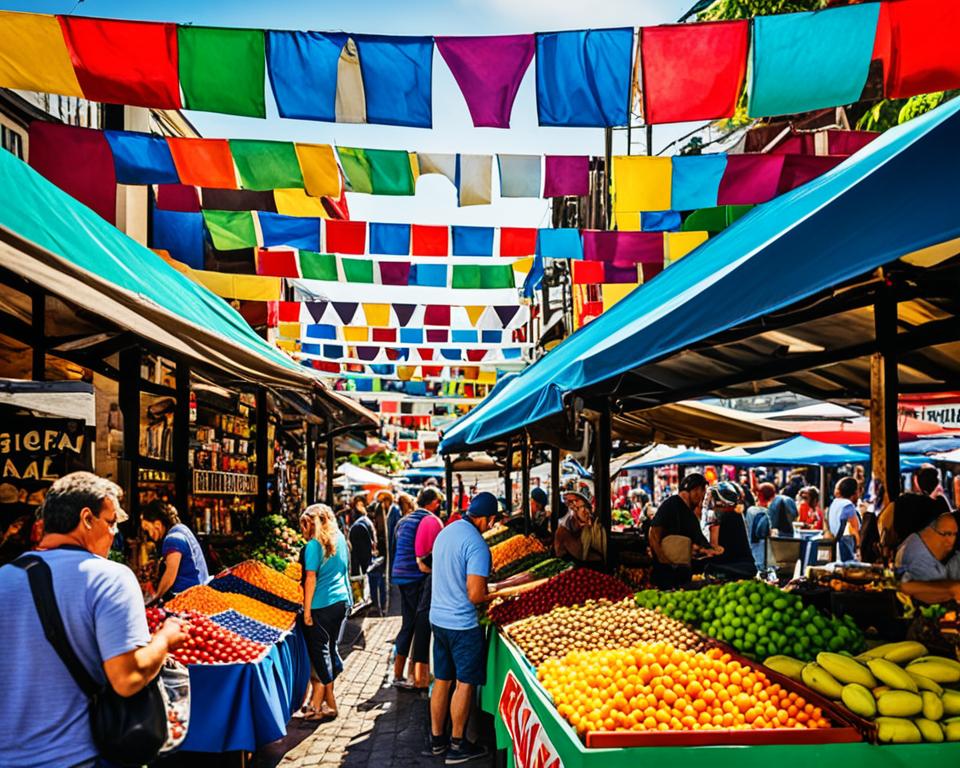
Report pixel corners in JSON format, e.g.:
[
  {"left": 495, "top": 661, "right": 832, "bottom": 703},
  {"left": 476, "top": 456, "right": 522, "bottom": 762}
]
[
  {"left": 911, "top": 403, "right": 960, "bottom": 429},
  {"left": 499, "top": 670, "right": 562, "bottom": 768},
  {"left": 193, "top": 469, "right": 258, "bottom": 496}
]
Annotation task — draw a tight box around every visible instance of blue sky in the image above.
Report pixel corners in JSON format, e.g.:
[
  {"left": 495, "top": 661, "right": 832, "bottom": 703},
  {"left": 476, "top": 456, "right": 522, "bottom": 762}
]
[{"left": 3, "top": 0, "right": 700, "bottom": 226}]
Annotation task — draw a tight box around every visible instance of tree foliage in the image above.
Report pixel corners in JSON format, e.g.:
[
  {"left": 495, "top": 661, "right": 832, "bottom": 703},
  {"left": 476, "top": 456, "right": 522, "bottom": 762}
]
[{"left": 698, "top": 0, "right": 826, "bottom": 22}]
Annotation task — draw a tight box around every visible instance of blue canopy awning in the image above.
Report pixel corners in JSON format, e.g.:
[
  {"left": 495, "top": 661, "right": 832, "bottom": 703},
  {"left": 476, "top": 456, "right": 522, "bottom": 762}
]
[
  {"left": 621, "top": 449, "right": 743, "bottom": 470},
  {"left": 442, "top": 96, "right": 960, "bottom": 453},
  {"left": 744, "top": 435, "right": 869, "bottom": 466}
]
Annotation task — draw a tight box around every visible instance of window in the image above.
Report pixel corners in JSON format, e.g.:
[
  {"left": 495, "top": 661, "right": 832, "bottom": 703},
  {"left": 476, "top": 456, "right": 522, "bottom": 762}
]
[{"left": 1, "top": 125, "right": 24, "bottom": 159}]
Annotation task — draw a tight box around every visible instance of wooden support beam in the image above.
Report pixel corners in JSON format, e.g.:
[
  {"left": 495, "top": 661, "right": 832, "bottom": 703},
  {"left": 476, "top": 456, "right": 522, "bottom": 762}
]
[
  {"left": 596, "top": 406, "right": 612, "bottom": 535},
  {"left": 174, "top": 361, "right": 190, "bottom": 516},
  {"left": 521, "top": 433, "right": 530, "bottom": 534},
  {"left": 256, "top": 387, "right": 268, "bottom": 516},
  {"left": 871, "top": 291, "right": 901, "bottom": 508},
  {"left": 550, "top": 446, "right": 561, "bottom": 534},
  {"left": 503, "top": 437, "right": 513, "bottom": 515},
  {"left": 305, "top": 423, "right": 317, "bottom": 505}
]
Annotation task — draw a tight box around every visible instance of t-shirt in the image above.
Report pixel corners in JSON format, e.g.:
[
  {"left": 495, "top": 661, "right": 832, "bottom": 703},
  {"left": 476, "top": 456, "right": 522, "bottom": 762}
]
[
  {"left": 414, "top": 512, "right": 444, "bottom": 559},
  {"left": 893, "top": 493, "right": 949, "bottom": 544},
  {"left": 767, "top": 495, "right": 798, "bottom": 537},
  {"left": 304, "top": 533, "right": 351, "bottom": 610},
  {"left": 828, "top": 498, "right": 857, "bottom": 538},
  {"left": 0, "top": 548, "right": 150, "bottom": 768},
  {"left": 895, "top": 533, "right": 960, "bottom": 582},
  {"left": 162, "top": 523, "right": 210, "bottom": 594},
  {"left": 651, "top": 494, "right": 708, "bottom": 549},
  {"left": 716, "top": 511, "right": 753, "bottom": 563},
  {"left": 392, "top": 511, "right": 428, "bottom": 585},
  {"left": 429, "top": 519, "right": 492, "bottom": 630}
]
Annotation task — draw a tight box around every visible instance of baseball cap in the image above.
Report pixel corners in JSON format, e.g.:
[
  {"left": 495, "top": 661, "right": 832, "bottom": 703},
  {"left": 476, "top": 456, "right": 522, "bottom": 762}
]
[
  {"left": 530, "top": 487, "right": 548, "bottom": 506},
  {"left": 466, "top": 491, "right": 499, "bottom": 518}
]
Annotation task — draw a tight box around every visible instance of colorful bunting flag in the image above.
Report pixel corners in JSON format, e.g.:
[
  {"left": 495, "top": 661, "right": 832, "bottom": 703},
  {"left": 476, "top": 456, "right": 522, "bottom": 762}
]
[
  {"left": 664, "top": 231, "right": 709, "bottom": 265},
  {"left": 299, "top": 251, "right": 339, "bottom": 281},
  {"left": 178, "top": 26, "right": 266, "bottom": 117},
  {"left": 0, "top": 12, "right": 83, "bottom": 96},
  {"left": 682, "top": 205, "right": 753, "bottom": 233},
  {"left": 293, "top": 143, "right": 342, "bottom": 198},
  {"left": 354, "top": 35, "right": 434, "bottom": 128},
  {"left": 104, "top": 130, "right": 179, "bottom": 185},
  {"left": 273, "top": 188, "right": 328, "bottom": 218},
  {"left": 229, "top": 140, "right": 304, "bottom": 191},
  {"left": 535, "top": 28, "right": 633, "bottom": 127},
  {"left": 59, "top": 17, "right": 181, "bottom": 108},
  {"left": 201, "top": 188, "right": 276, "bottom": 213},
  {"left": 157, "top": 184, "right": 201, "bottom": 212},
  {"left": 640, "top": 210, "right": 682, "bottom": 232},
  {"left": 776, "top": 154, "right": 844, "bottom": 194},
  {"left": 639, "top": 21, "right": 748, "bottom": 124},
  {"left": 256, "top": 249, "right": 300, "bottom": 278},
  {"left": 456, "top": 154, "right": 492, "bottom": 206},
  {"left": 497, "top": 154, "right": 542, "bottom": 198},
  {"left": 716, "top": 154, "right": 786, "bottom": 205},
  {"left": 452, "top": 264, "right": 514, "bottom": 289},
  {"left": 412, "top": 225, "right": 449, "bottom": 256},
  {"left": 500, "top": 228, "right": 537, "bottom": 257},
  {"left": 258, "top": 212, "right": 320, "bottom": 250},
  {"left": 436, "top": 35, "right": 534, "bottom": 128},
  {"left": 536, "top": 228, "right": 583, "bottom": 260},
  {"left": 379, "top": 261, "right": 412, "bottom": 286},
  {"left": 324, "top": 219, "right": 366, "bottom": 254},
  {"left": 452, "top": 226, "right": 494, "bottom": 257},
  {"left": 670, "top": 154, "right": 728, "bottom": 211},
  {"left": 612, "top": 156, "right": 672, "bottom": 214},
  {"left": 202, "top": 210, "right": 258, "bottom": 250},
  {"left": 543, "top": 155, "right": 589, "bottom": 197},
  {"left": 363, "top": 304, "right": 392, "bottom": 327},
  {"left": 338, "top": 147, "right": 415, "bottom": 195},
  {"left": 167, "top": 138, "right": 238, "bottom": 189},
  {"left": 409, "top": 264, "right": 447, "bottom": 287},
  {"left": 417, "top": 153, "right": 457, "bottom": 185},
  {"left": 266, "top": 30, "right": 346, "bottom": 121},
  {"left": 152, "top": 209, "right": 204, "bottom": 269},
  {"left": 369, "top": 223, "right": 411, "bottom": 256},
  {"left": 747, "top": 4, "right": 880, "bottom": 118},
  {"left": 341, "top": 257, "right": 374, "bottom": 284}
]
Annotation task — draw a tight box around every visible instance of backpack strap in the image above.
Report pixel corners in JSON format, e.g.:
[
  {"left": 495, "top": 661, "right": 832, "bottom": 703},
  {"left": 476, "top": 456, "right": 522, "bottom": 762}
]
[{"left": 13, "top": 555, "right": 102, "bottom": 698}]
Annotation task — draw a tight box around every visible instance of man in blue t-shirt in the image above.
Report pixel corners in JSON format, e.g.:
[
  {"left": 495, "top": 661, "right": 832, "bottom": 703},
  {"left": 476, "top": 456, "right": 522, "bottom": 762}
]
[
  {"left": 828, "top": 476, "right": 861, "bottom": 563},
  {"left": 0, "top": 472, "right": 187, "bottom": 768},
  {"left": 426, "top": 492, "right": 497, "bottom": 764}
]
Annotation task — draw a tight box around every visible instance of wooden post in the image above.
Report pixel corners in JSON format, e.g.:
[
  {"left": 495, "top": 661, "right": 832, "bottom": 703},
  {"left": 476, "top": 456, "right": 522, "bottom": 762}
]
[
  {"left": 325, "top": 430, "right": 335, "bottom": 507},
  {"left": 31, "top": 289, "right": 45, "bottom": 382},
  {"left": 444, "top": 455, "right": 454, "bottom": 517},
  {"left": 603, "top": 127, "right": 613, "bottom": 230},
  {"left": 174, "top": 361, "right": 190, "bottom": 516},
  {"left": 596, "top": 406, "right": 613, "bottom": 533},
  {"left": 871, "top": 292, "right": 901, "bottom": 507},
  {"left": 255, "top": 387, "right": 268, "bottom": 516},
  {"left": 550, "top": 446, "right": 561, "bottom": 533},
  {"left": 503, "top": 438, "right": 513, "bottom": 515},
  {"left": 118, "top": 347, "right": 141, "bottom": 528},
  {"left": 306, "top": 423, "right": 317, "bottom": 505},
  {"left": 521, "top": 434, "right": 530, "bottom": 534}
]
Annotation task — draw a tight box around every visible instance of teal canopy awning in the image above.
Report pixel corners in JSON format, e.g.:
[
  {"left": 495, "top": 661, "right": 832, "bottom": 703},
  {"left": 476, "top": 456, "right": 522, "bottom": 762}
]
[
  {"left": 442, "top": 97, "right": 960, "bottom": 453},
  {"left": 744, "top": 435, "right": 869, "bottom": 466},
  {"left": 0, "top": 148, "right": 312, "bottom": 390}
]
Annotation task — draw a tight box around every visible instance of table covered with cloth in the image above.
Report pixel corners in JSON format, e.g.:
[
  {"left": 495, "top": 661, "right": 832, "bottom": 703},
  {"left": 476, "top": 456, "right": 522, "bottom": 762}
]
[{"left": 179, "top": 624, "right": 310, "bottom": 753}]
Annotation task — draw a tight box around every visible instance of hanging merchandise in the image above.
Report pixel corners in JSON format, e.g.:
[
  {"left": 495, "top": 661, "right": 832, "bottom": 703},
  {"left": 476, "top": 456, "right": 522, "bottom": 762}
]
[
  {"left": 639, "top": 20, "right": 749, "bottom": 125},
  {"left": 747, "top": 3, "right": 880, "bottom": 118},
  {"left": 435, "top": 34, "right": 534, "bottom": 128}
]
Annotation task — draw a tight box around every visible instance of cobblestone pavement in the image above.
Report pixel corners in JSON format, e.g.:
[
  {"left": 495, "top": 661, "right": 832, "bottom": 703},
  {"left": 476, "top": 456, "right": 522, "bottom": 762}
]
[{"left": 256, "top": 608, "right": 437, "bottom": 768}]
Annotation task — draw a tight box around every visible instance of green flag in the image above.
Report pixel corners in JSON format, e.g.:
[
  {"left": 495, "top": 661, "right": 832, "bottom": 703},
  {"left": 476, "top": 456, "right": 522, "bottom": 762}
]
[
  {"left": 337, "top": 147, "right": 374, "bottom": 193},
  {"left": 230, "top": 140, "right": 303, "bottom": 190},
  {"left": 179, "top": 27, "right": 266, "bottom": 118},
  {"left": 299, "top": 251, "right": 338, "bottom": 281},
  {"left": 341, "top": 257, "right": 374, "bottom": 284},
  {"left": 202, "top": 210, "right": 257, "bottom": 250}
]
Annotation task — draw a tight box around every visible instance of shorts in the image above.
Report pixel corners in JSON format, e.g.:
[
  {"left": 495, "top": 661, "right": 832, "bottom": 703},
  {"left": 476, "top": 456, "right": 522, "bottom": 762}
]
[{"left": 432, "top": 624, "right": 486, "bottom": 686}]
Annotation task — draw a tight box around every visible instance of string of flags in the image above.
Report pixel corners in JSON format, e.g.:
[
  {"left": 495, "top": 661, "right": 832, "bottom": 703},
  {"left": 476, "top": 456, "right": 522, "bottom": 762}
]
[{"left": 1, "top": 2, "right": 957, "bottom": 129}]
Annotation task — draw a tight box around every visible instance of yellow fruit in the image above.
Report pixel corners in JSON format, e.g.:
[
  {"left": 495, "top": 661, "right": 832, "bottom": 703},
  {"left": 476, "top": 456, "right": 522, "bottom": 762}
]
[
  {"left": 906, "top": 659, "right": 960, "bottom": 684},
  {"left": 872, "top": 686, "right": 891, "bottom": 697},
  {"left": 922, "top": 691, "right": 944, "bottom": 721},
  {"left": 945, "top": 717, "right": 960, "bottom": 742},
  {"left": 764, "top": 655, "right": 805, "bottom": 682},
  {"left": 880, "top": 641, "right": 928, "bottom": 664},
  {"left": 911, "top": 656, "right": 960, "bottom": 671},
  {"left": 801, "top": 663, "right": 843, "bottom": 699},
  {"left": 943, "top": 690, "right": 960, "bottom": 716},
  {"left": 876, "top": 717, "right": 922, "bottom": 743},
  {"left": 877, "top": 690, "right": 923, "bottom": 718},
  {"left": 914, "top": 718, "right": 944, "bottom": 742},
  {"left": 817, "top": 652, "right": 877, "bottom": 688},
  {"left": 840, "top": 683, "right": 876, "bottom": 719},
  {"left": 867, "top": 658, "right": 918, "bottom": 692},
  {"left": 908, "top": 672, "right": 944, "bottom": 696}
]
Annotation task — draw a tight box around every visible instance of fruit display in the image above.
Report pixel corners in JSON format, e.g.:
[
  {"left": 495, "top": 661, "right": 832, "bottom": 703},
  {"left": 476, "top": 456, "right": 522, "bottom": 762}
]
[
  {"left": 616, "top": 565, "right": 651, "bottom": 591},
  {"left": 538, "top": 643, "right": 832, "bottom": 738},
  {"left": 489, "top": 534, "right": 547, "bottom": 572},
  {"left": 482, "top": 526, "right": 514, "bottom": 548},
  {"left": 229, "top": 560, "right": 303, "bottom": 604},
  {"left": 211, "top": 574, "right": 300, "bottom": 612},
  {"left": 507, "top": 598, "right": 704, "bottom": 666},
  {"left": 525, "top": 558, "right": 572, "bottom": 581},
  {"left": 764, "top": 641, "right": 960, "bottom": 743},
  {"left": 635, "top": 581, "right": 864, "bottom": 660},
  {"left": 284, "top": 561, "right": 302, "bottom": 582},
  {"left": 146, "top": 607, "right": 268, "bottom": 665},
  {"left": 488, "top": 568, "right": 633, "bottom": 627},
  {"left": 210, "top": 609, "right": 285, "bottom": 644},
  {"left": 166, "top": 585, "right": 296, "bottom": 630},
  {"left": 490, "top": 550, "right": 552, "bottom": 582},
  {"left": 250, "top": 514, "right": 304, "bottom": 572}
]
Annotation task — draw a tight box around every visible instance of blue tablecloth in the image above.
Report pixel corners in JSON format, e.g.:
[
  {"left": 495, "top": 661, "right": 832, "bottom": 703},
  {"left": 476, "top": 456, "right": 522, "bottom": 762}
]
[{"left": 179, "top": 624, "right": 310, "bottom": 752}]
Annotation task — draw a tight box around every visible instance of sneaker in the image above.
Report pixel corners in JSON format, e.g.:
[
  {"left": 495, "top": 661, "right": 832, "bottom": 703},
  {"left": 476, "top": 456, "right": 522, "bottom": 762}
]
[
  {"left": 421, "top": 735, "right": 449, "bottom": 757},
  {"left": 445, "top": 741, "right": 489, "bottom": 764}
]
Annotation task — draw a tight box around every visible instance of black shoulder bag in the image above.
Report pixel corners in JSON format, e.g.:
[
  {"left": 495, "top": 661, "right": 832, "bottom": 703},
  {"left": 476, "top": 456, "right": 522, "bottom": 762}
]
[{"left": 14, "top": 555, "right": 168, "bottom": 767}]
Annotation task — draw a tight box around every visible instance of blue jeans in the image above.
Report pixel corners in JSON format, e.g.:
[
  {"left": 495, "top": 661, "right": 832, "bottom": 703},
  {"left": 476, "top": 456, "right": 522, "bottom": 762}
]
[{"left": 368, "top": 569, "right": 387, "bottom": 611}]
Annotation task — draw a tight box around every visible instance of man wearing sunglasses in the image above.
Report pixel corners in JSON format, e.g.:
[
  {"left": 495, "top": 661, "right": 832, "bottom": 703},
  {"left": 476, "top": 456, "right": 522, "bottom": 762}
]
[{"left": 895, "top": 512, "right": 960, "bottom": 603}]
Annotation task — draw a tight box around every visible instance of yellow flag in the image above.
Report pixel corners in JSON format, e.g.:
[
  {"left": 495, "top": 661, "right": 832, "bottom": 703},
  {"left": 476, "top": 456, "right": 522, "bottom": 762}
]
[
  {"left": 465, "top": 306, "right": 486, "bottom": 327},
  {"left": 342, "top": 326, "right": 368, "bottom": 342},
  {"left": 612, "top": 155, "right": 672, "bottom": 213},
  {"left": 512, "top": 257, "right": 534, "bottom": 275},
  {"left": 0, "top": 13, "right": 83, "bottom": 97},
  {"left": 276, "top": 339, "right": 299, "bottom": 352},
  {"left": 277, "top": 322, "right": 301, "bottom": 340},
  {"left": 362, "top": 304, "right": 391, "bottom": 327},
  {"left": 192, "top": 272, "right": 281, "bottom": 301},
  {"left": 665, "top": 231, "right": 709, "bottom": 265},
  {"left": 477, "top": 370, "right": 497, "bottom": 385},
  {"left": 601, "top": 283, "right": 640, "bottom": 311},
  {"left": 294, "top": 143, "right": 342, "bottom": 198},
  {"left": 274, "top": 188, "right": 330, "bottom": 218}
]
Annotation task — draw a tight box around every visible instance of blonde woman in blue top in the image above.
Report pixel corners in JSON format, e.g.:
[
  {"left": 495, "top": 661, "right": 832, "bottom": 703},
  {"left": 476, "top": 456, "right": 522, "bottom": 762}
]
[{"left": 301, "top": 503, "right": 352, "bottom": 721}]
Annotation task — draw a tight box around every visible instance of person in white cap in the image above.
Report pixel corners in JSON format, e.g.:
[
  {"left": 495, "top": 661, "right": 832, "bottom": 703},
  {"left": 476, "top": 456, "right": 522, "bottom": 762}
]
[{"left": 554, "top": 486, "right": 606, "bottom": 564}]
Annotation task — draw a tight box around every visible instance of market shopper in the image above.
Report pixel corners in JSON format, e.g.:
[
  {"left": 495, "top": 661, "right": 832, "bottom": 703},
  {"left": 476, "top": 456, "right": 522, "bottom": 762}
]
[
  {"left": 894, "top": 512, "right": 960, "bottom": 603},
  {"left": 141, "top": 499, "right": 210, "bottom": 600},
  {"left": 349, "top": 500, "right": 386, "bottom": 613},
  {"left": 706, "top": 481, "right": 757, "bottom": 578},
  {"left": 767, "top": 485, "right": 799, "bottom": 537},
  {"left": 529, "top": 485, "right": 551, "bottom": 540},
  {"left": 412, "top": 487, "right": 446, "bottom": 687},
  {"left": 302, "top": 503, "right": 352, "bottom": 721},
  {"left": 879, "top": 464, "right": 952, "bottom": 552},
  {"left": 426, "top": 492, "right": 497, "bottom": 763},
  {"left": 389, "top": 491, "right": 415, "bottom": 564},
  {"left": 0, "top": 472, "right": 188, "bottom": 768},
  {"left": 828, "top": 477, "right": 862, "bottom": 563},
  {"left": 648, "top": 473, "right": 722, "bottom": 588},
  {"left": 554, "top": 487, "right": 607, "bottom": 564},
  {"left": 745, "top": 483, "right": 775, "bottom": 570},
  {"left": 798, "top": 486, "right": 824, "bottom": 530}
]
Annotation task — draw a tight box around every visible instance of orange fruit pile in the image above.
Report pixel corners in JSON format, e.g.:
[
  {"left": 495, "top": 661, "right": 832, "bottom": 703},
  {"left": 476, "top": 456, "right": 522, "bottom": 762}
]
[
  {"left": 230, "top": 560, "right": 303, "bottom": 603},
  {"left": 284, "top": 561, "right": 302, "bottom": 583},
  {"left": 490, "top": 535, "right": 546, "bottom": 572},
  {"left": 167, "top": 585, "right": 296, "bottom": 630},
  {"left": 538, "top": 643, "right": 831, "bottom": 737}
]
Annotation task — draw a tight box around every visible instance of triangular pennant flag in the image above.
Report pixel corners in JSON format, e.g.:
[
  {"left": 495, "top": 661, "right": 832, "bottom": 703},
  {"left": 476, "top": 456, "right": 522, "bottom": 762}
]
[
  {"left": 305, "top": 301, "right": 328, "bottom": 323},
  {"left": 465, "top": 306, "right": 486, "bottom": 326},
  {"left": 418, "top": 348, "right": 435, "bottom": 361},
  {"left": 494, "top": 305, "right": 521, "bottom": 328},
  {"left": 467, "top": 349, "right": 488, "bottom": 362},
  {"left": 393, "top": 304, "right": 417, "bottom": 327},
  {"left": 333, "top": 302, "right": 359, "bottom": 325}
]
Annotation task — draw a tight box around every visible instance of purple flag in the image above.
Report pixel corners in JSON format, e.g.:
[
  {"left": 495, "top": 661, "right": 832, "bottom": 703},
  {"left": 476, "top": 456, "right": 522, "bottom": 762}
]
[
  {"left": 543, "top": 155, "right": 589, "bottom": 197},
  {"left": 393, "top": 304, "right": 417, "bottom": 327},
  {"left": 494, "top": 305, "right": 520, "bottom": 328},
  {"left": 305, "top": 301, "right": 328, "bottom": 323},
  {"left": 426, "top": 329, "right": 448, "bottom": 343},
  {"left": 332, "top": 302, "right": 358, "bottom": 324},
  {"left": 356, "top": 346, "right": 379, "bottom": 362},
  {"left": 582, "top": 231, "right": 664, "bottom": 268},
  {"left": 436, "top": 35, "right": 535, "bottom": 128},
  {"left": 379, "top": 261, "right": 412, "bottom": 286}
]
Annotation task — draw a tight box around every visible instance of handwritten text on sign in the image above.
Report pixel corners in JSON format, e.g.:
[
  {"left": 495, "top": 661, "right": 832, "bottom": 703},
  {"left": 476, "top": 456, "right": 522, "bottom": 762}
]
[{"left": 499, "top": 670, "right": 562, "bottom": 768}]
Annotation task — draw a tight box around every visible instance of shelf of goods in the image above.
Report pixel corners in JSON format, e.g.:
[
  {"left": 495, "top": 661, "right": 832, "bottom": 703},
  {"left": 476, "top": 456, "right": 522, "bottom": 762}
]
[
  {"left": 479, "top": 567, "right": 960, "bottom": 767},
  {"left": 154, "top": 560, "right": 309, "bottom": 753}
]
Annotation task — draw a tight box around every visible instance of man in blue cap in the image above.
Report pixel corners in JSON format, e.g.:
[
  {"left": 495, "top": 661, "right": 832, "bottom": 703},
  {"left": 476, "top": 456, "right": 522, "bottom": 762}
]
[{"left": 425, "top": 491, "right": 497, "bottom": 764}]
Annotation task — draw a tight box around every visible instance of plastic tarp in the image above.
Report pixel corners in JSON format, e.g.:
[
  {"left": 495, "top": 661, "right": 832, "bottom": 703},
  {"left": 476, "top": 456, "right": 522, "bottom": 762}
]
[
  {"left": 440, "top": 96, "right": 960, "bottom": 453},
  {"left": 335, "top": 462, "right": 392, "bottom": 487}
]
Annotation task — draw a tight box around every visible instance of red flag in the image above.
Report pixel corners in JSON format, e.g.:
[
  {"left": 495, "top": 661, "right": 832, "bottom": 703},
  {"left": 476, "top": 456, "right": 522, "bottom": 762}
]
[{"left": 874, "top": 0, "right": 960, "bottom": 98}]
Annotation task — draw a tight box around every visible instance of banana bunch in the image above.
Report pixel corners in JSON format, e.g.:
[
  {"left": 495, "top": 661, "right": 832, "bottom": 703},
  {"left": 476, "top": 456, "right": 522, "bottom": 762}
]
[{"left": 765, "top": 642, "right": 960, "bottom": 743}]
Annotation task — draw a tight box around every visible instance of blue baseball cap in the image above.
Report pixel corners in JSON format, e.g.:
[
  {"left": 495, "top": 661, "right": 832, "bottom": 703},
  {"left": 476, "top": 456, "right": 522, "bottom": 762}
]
[
  {"left": 530, "top": 487, "right": 548, "bottom": 507},
  {"left": 466, "top": 491, "right": 499, "bottom": 519}
]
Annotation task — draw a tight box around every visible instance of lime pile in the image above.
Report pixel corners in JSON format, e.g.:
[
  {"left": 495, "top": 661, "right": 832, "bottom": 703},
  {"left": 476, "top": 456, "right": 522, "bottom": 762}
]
[{"left": 635, "top": 581, "right": 863, "bottom": 661}]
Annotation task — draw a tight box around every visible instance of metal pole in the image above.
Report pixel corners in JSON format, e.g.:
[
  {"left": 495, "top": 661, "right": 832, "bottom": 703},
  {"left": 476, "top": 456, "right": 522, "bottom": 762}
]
[
  {"left": 875, "top": 292, "right": 901, "bottom": 505},
  {"left": 325, "top": 430, "right": 335, "bottom": 507},
  {"left": 174, "top": 361, "right": 190, "bottom": 516},
  {"left": 646, "top": 124, "right": 654, "bottom": 157},
  {"left": 603, "top": 127, "right": 613, "bottom": 230},
  {"left": 306, "top": 423, "right": 317, "bottom": 505},
  {"left": 550, "top": 446, "right": 561, "bottom": 533},
  {"left": 445, "top": 455, "right": 454, "bottom": 518},
  {"left": 596, "top": 407, "right": 613, "bottom": 534},
  {"left": 504, "top": 438, "right": 513, "bottom": 515},
  {"left": 521, "top": 434, "right": 530, "bottom": 535},
  {"left": 255, "top": 387, "right": 269, "bottom": 516}
]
